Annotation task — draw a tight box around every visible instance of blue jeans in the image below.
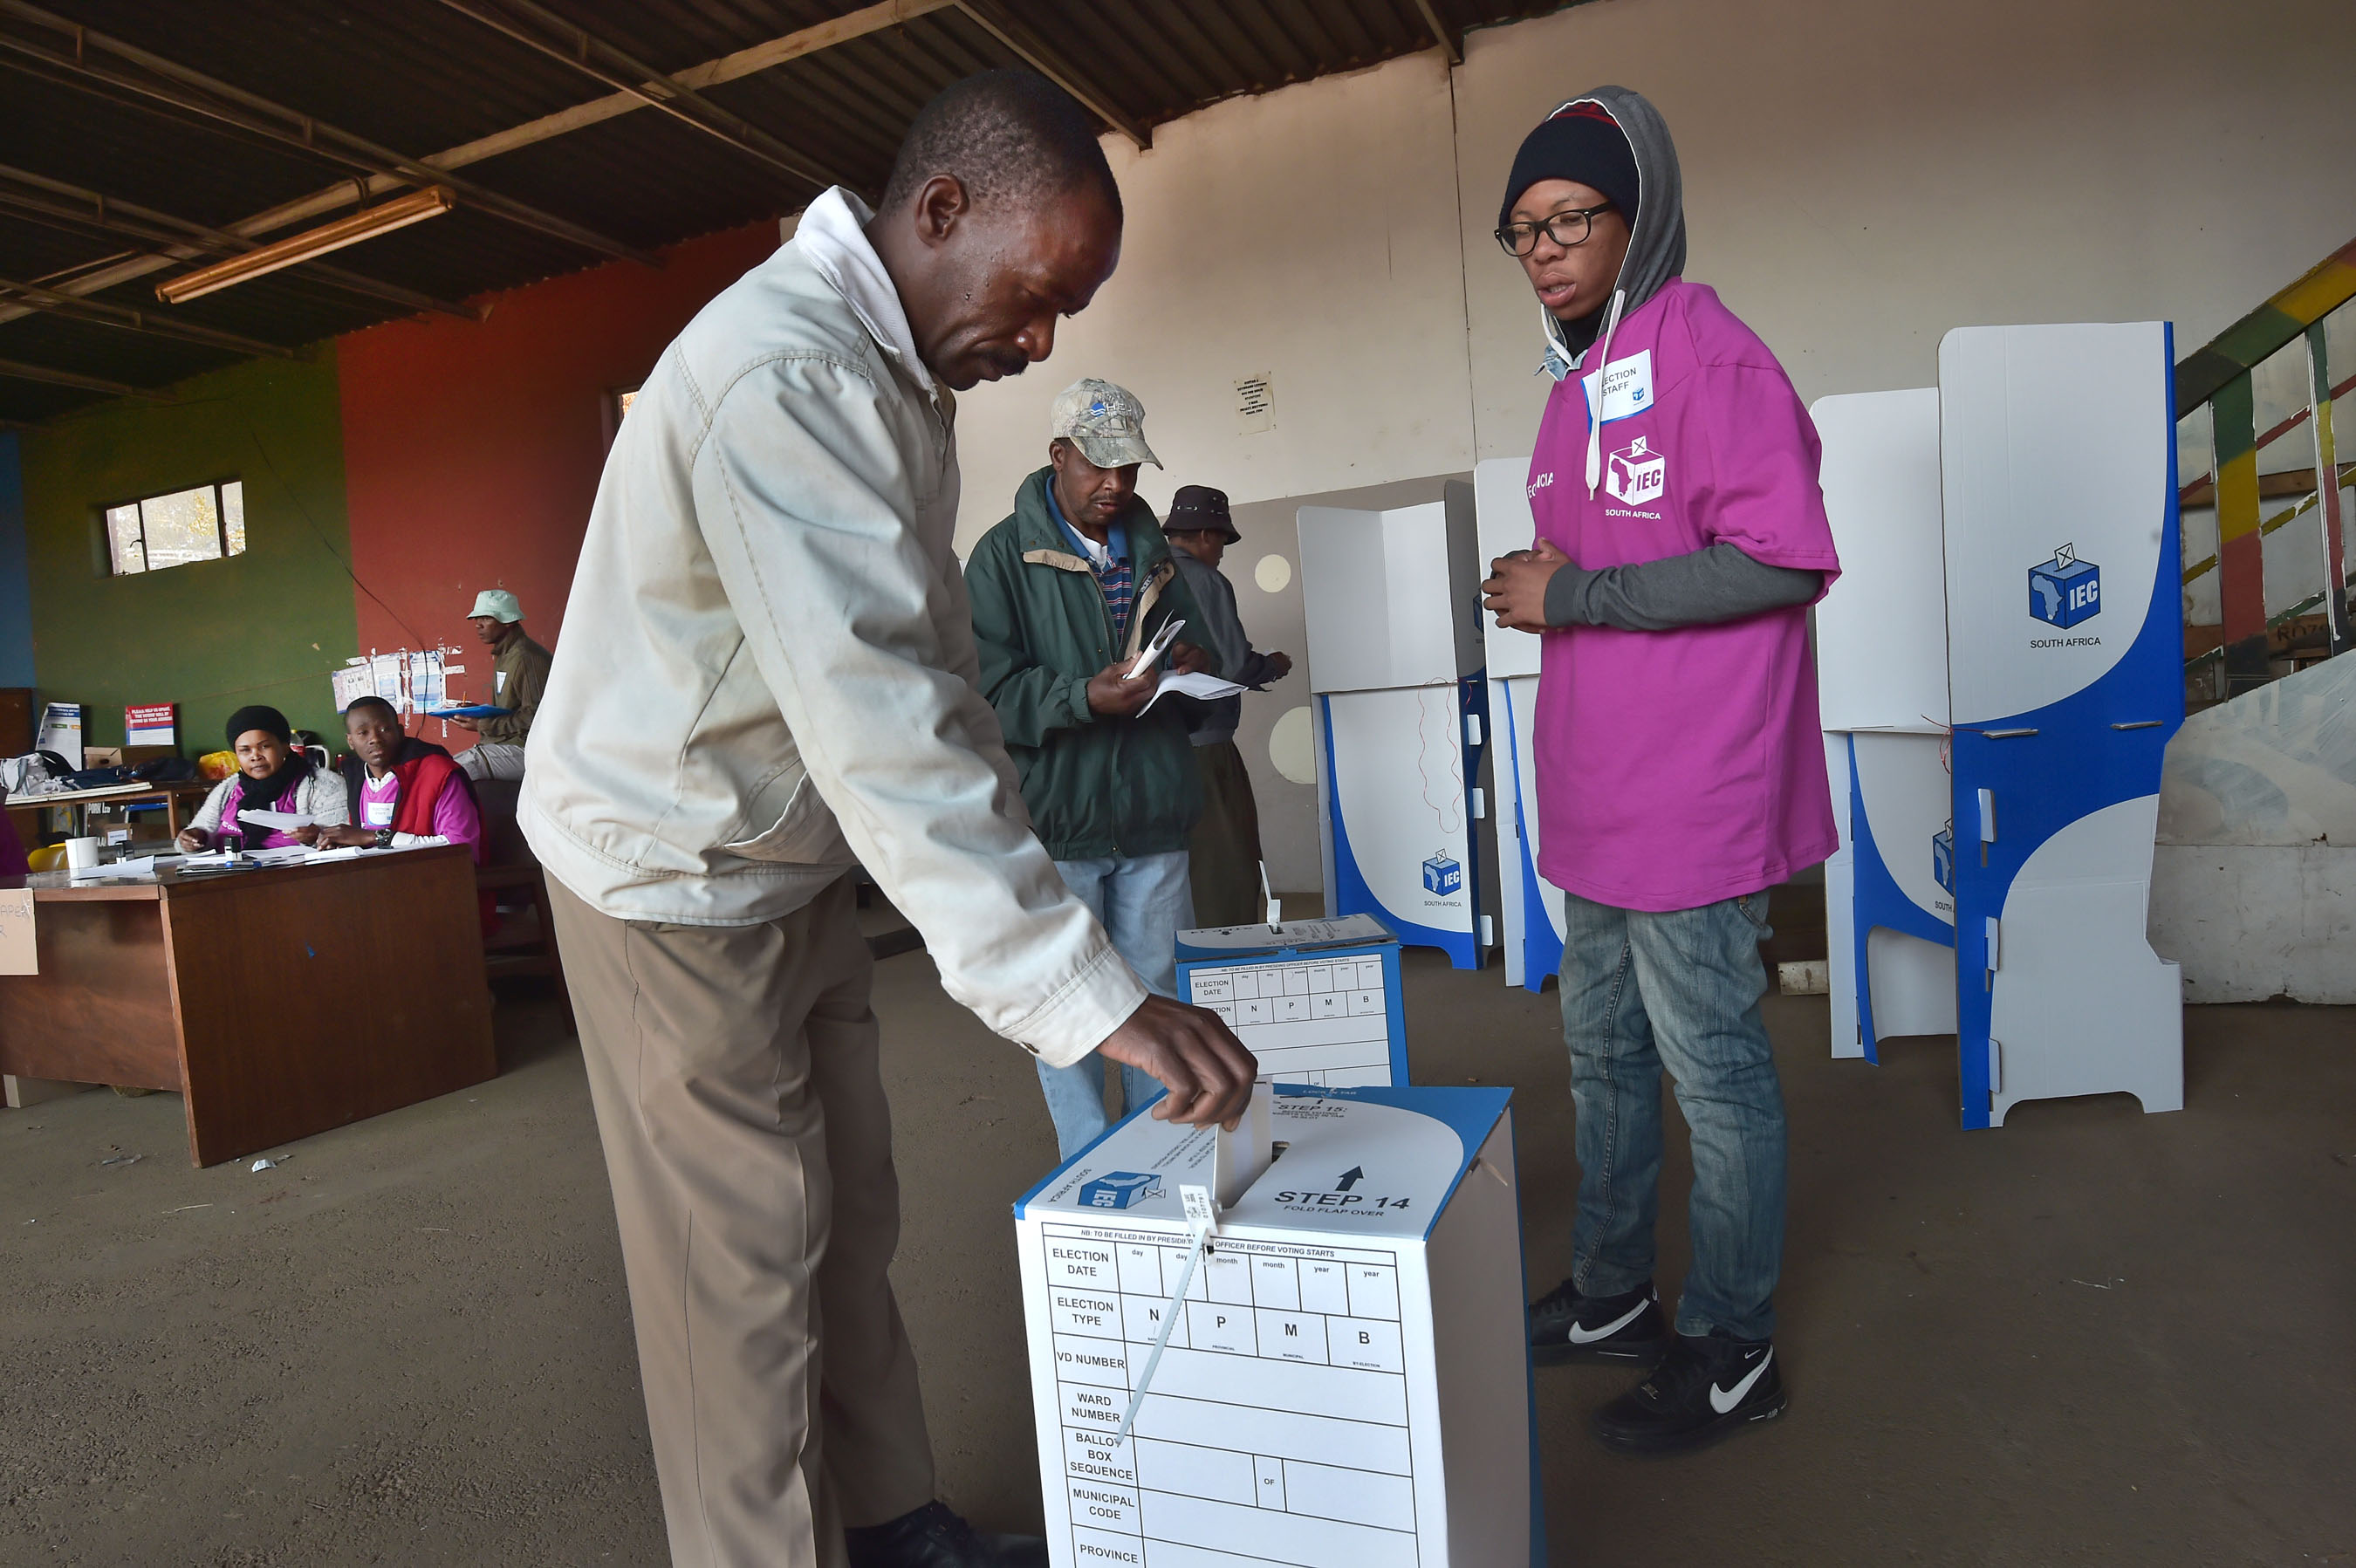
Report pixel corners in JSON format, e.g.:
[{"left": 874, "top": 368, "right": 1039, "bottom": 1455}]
[
  {"left": 1036, "top": 851, "right": 1191, "bottom": 1160},
  {"left": 1560, "top": 887, "right": 1787, "bottom": 1341}
]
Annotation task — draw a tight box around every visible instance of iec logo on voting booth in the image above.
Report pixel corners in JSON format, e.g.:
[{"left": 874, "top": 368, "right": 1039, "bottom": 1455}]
[
  {"left": 1079, "top": 1173, "right": 1163, "bottom": 1212},
  {"left": 1604, "top": 435, "right": 1668, "bottom": 507},
  {"left": 2028, "top": 542, "right": 2100, "bottom": 628},
  {"left": 1421, "top": 852, "right": 1462, "bottom": 897},
  {"left": 1932, "top": 822, "right": 1956, "bottom": 895}
]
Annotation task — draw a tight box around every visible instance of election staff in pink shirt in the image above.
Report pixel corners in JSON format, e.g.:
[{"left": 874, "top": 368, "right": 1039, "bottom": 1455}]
[{"left": 1481, "top": 86, "right": 1841, "bottom": 1454}]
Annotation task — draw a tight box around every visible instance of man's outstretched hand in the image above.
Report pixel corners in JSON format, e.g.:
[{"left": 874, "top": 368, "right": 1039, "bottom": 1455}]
[{"left": 1096, "top": 994, "right": 1258, "bottom": 1130}]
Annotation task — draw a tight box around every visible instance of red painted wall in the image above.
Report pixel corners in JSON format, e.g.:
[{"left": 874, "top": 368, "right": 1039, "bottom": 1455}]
[{"left": 337, "top": 220, "right": 779, "bottom": 716}]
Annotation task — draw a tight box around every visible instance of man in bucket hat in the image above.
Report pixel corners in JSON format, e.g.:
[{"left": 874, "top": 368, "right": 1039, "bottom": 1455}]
[
  {"left": 1161, "top": 484, "right": 1291, "bottom": 928},
  {"left": 967, "top": 377, "right": 1219, "bottom": 1158}
]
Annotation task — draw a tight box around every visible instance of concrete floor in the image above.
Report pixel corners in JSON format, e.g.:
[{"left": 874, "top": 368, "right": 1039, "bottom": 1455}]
[{"left": 4, "top": 948, "right": 2353, "bottom": 1566}]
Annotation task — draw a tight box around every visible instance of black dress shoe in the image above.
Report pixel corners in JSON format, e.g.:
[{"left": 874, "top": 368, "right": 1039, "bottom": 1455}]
[
  {"left": 1526, "top": 1277, "right": 1671, "bottom": 1366},
  {"left": 844, "top": 1502, "right": 1047, "bottom": 1567}
]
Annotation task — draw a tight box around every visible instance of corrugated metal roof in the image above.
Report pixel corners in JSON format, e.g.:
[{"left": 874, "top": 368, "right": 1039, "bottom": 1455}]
[{"left": 0, "top": 0, "right": 1579, "bottom": 423}]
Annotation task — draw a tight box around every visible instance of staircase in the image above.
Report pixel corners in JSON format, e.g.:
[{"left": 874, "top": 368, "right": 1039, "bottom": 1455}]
[{"left": 2175, "top": 238, "right": 2356, "bottom": 708}]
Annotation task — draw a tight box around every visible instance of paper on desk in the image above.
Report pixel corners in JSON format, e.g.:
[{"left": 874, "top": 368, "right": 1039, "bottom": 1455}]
[
  {"left": 1140, "top": 669, "right": 1245, "bottom": 713},
  {"left": 72, "top": 855, "right": 156, "bottom": 880},
  {"left": 0, "top": 887, "right": 33, "bottom": 976},
  {"left": 238, "top": 808, "right": 315, "bottom": 830},
  {"left": 305, "top": 835, "right": 451, "bottom": 863}
]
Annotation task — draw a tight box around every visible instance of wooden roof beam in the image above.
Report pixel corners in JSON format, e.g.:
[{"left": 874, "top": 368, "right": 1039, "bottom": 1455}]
[
  {"left": 434, "top": 0, "right": 841, "bottom": 193},
  {"left": 0, "top": 164, "right": 479, "bottom": 323},
  {"left": 0, "top": 354, "right": 172, "bottom": 401},
  {"left": 951, "top": 0, "right": 1152, "bottom": 149},
  {"left": 1411, "top": 0, "right": 1463, "bottom": 65},
  {"left": 0, "top": 0, "right": 659, "bottom": 267},
  {"left": 0, "top": 0, "right": 957, "bottom": 328},
  {"left": 0, "top": 273, "right": 302, "bottom": 359}
]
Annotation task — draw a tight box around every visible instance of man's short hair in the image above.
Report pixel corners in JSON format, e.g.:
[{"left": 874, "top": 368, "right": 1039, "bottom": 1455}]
[
  {"left": 880, "top": 69, "right": 1121, "bottom": 221},
  {"left": 344, "top": 695, "right": 399, "bottom": 723}
]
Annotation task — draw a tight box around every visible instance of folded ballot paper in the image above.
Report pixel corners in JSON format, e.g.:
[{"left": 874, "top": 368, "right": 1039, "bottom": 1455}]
[
  {"left": 237, "top": 808, "right": 315, "bottom": 831},
  {"left": 1140, "top": 669, "right": 1245, "bottom": 713},
  {"left": 1016, "top": 1083, "right": 1542, "bottom": 1568}
]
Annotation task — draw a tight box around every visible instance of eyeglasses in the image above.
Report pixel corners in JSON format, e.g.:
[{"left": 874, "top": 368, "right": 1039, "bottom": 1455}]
[{"left": 1495, "top": 202, "right": 1614, "bottom": 257}]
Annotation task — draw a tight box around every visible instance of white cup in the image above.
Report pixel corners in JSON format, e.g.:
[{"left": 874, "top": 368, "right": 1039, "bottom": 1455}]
[{"left": 65, "top": 835, "right": 101, "bottom": 870}]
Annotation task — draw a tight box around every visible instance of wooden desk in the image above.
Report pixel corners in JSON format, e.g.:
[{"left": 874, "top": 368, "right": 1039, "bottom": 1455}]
[{"left": 0, "top": 846, "right": 494, "bottom": 1166}]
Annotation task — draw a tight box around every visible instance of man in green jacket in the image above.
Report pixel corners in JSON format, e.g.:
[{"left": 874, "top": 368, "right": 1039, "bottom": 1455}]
[{"left": 968, "top": 378, "right": 1212, "bottom": 1157}]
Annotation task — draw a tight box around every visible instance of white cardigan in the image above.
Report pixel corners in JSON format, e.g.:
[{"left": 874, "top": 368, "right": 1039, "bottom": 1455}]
[{"left": 188, "top": 768, "right": 350, "bottom": 836}]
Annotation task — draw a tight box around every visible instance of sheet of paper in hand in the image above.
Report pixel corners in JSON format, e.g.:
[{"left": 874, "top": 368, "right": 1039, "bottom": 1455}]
[{"left": 1140, "top": 669, "right": 1246, "bottom": 713}]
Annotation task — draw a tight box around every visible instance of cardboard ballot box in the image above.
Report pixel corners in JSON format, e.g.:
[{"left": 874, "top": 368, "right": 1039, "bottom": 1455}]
[
  {"left": 1015, "top": 1085, "right": 1541, "bottom": 1568},
  {"left": 1176, "top": 915, "right": 1406, "bottom": 1088}
]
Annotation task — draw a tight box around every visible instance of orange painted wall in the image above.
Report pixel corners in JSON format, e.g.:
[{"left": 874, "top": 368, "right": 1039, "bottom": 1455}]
[{"left": 335, "top": 220, "right": 778, "bottom": 711}]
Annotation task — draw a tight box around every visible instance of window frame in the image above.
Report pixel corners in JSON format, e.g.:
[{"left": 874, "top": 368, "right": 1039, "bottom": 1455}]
[
  {"left": 99, "top": 476, "right": 246, "bottom": 578},
  {"left": 602, "top": 381, "right": 642, "bottom": 453}
]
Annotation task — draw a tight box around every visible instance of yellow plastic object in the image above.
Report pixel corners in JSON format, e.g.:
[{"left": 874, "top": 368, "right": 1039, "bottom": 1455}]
[
  {"left": 197, "top": 749, "right": 238, "bottom": 781},
  {"left": 27, "top": 844, "right": 68, "bottom": 872}
]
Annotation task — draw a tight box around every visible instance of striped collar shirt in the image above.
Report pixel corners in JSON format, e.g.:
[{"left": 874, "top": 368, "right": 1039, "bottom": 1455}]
[{"left": 1048, "top": 486, "right": 1134, "bottom": 640}]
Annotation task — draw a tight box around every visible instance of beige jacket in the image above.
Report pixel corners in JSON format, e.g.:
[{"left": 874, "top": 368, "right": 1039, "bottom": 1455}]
[{"left": 521, "top": 188, "right": 1144, "bottom": 1067}]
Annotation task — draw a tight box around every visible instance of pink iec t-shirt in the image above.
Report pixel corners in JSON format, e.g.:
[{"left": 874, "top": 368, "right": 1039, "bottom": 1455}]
[{"left": 1528, "top": 278, "right": 1842, "bottom": 912}]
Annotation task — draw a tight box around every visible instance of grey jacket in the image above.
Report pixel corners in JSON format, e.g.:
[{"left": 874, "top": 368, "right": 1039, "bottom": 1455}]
[
  {"left": 1169, "top": 551, "right": 1281, "bottom": 745},
  {"left": 519, "top": 187, "right": 1145, "bottom": 1067}
]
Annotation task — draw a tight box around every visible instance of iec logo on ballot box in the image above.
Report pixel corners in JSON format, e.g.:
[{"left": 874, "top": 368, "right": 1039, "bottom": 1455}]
[
  {"left": 2028, "top": 543, "right": 2100, "bottom": 628},
  {"left": 1080, "top": 1173, "right": 1163, "bottom": 1212},
  {"left": 1013, "top": 1085, "right": 1544, "bottom": 1567}
]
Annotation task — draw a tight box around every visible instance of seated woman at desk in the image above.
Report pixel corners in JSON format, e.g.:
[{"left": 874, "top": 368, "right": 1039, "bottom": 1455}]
[
  {"left": 313, "top": 695, "right": 483, "bottom": 859},
  {"left": 176, "top": 705, "right": 350, "bottom": 852}
]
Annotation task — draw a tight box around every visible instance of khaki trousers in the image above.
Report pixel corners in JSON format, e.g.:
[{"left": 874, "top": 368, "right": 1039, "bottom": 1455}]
[
  {"left": 547, "top": 874, "right": 935, "bottom": 1568},
  {"left": 1187, "top": 738, "right": 1265, "bottom": 928}
]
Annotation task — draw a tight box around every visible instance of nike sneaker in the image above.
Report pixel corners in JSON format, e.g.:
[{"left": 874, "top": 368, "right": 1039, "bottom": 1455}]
[
  {"left": 1526, "top": 1278, "right": 1670, "bottom": 1366},
  {"left": 1592, "top": 1329, "right": 1786, "bottom": 1453}
]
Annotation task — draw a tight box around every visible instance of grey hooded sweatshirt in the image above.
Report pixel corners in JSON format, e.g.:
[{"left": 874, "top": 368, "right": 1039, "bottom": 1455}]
[{"left": 1509, "top": 86, "right": 1823, "bottom": 633}]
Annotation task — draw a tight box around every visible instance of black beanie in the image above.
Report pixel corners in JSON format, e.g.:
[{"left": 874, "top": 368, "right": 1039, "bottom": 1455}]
[
  {"left": 1498, "top": 99, "right": 1639, "bottom": 232},
  {"left": 224, "top": 704, "right": 292, "bottom": 747}
]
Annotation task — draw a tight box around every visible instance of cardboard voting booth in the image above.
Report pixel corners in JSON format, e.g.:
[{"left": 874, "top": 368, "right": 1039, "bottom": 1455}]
[
  {"left": 1470, "top": 456, "right": 1567, "bottom": 992},
  {"left": 1297, "top": 488, "right": 1493, "bottom": 969},
  {"left": 1813, "top": 322, "right": 2186, "bottom": 1128},
  {"left": 1177, "top": 915, "right": 1406, "bottom": 1087},
  {"left": 1016, "top": 1085, "right": 1540, "bottom": 1568}
]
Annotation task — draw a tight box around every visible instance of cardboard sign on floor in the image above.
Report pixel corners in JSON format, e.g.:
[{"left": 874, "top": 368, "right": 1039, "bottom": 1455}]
[{"left": 1014, "top": 1084, "right": 1541, "bottom": 1567}]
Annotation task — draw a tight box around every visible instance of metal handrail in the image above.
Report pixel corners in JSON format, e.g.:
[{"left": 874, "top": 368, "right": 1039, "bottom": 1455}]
[{"left": 2175, "top": 237, "right": 2356, "bottom": 699}]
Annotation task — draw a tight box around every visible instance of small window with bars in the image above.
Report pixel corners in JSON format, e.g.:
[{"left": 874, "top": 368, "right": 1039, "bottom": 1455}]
[{"left": 103, "top": 480, "right": 245, "bottom": 576}]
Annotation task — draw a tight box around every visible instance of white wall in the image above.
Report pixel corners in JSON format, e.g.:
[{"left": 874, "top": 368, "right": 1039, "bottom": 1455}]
[
  {"left": 953, "top": 52, "right": 1476, "bottom": 550},
  {"left": 951, "top": 0, "right": 2356, "bottom": 893},
  {"left": 1455, "top": 0, "right": 2356, "bottom": 460},
  {"left": 961, "top": 0, "right": 2356, "bottom": 544},
  {"left": 2149, "top": 656, "right": 2356, "bottom": 1002}
]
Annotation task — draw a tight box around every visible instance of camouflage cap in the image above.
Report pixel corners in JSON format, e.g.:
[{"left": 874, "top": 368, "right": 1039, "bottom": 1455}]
[{"left": 1050, "top": 377, "right": 1161, "bottom": 469}]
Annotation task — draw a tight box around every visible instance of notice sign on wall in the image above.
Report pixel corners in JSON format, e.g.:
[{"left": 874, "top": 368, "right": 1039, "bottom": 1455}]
[{"left": 125, "top": 703, "right": 176, "bottom": 749}]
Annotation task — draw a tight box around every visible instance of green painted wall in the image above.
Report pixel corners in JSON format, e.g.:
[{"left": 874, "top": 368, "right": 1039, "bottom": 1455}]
[{"left": 21, "top": 350, "right": 359, "bottom": 756}]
